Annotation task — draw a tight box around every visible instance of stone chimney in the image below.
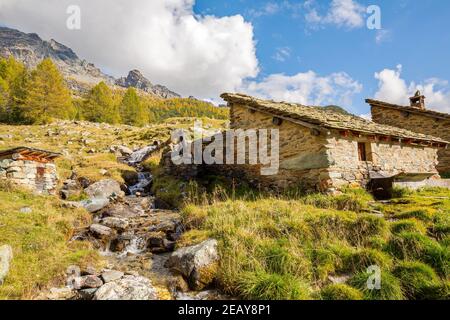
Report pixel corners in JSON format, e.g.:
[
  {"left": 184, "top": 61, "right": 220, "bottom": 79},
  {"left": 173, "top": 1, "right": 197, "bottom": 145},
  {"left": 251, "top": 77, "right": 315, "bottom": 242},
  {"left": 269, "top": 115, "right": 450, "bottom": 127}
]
[{"left": 409, "top": 90, "right": 426, "bottom": 109}]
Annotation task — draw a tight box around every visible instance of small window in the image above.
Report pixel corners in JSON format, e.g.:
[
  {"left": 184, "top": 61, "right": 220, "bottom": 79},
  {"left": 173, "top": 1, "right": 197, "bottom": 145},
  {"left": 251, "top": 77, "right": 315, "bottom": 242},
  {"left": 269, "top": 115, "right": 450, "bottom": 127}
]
[{"left": 358, "top": 142, "right": 372, "bottom": 162}]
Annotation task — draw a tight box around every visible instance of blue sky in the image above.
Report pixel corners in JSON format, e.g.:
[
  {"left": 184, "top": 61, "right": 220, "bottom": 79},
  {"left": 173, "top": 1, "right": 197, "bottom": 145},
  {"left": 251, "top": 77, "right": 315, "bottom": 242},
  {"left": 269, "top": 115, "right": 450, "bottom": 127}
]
[
  {"left": 1, "top": 0, "right": 449, "bottom": 115},
  {"left": 194, "top": 0, "right": 450, "bottom": 115}
]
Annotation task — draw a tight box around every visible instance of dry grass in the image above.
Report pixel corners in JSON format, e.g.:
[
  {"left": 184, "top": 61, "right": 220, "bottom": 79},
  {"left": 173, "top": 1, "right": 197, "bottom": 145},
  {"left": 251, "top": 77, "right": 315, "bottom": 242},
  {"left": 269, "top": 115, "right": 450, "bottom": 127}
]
[{"left": 0, "top": 185, "right": 100, "bottom": 299}]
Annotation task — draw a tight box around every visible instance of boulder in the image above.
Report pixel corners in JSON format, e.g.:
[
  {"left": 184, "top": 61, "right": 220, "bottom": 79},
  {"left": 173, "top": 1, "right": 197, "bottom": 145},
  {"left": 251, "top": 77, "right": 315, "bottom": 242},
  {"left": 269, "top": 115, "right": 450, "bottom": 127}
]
[
  {"left": 80, "top": 275, "right": 103, "bottom": 289},
  {"left": 70, "top": 275, "right": 103, "bottom": 289},
  {"left": 101, "top": 270, "right": 124, "bottom": 283},
  {"left": 101, "top": 217, "right": 129, "bottom": 231},
  {"left": 0, "top": 245, "right": 13, "bottom": 285},
  {"left": 80, "top": 198, "right": 110, "bottom": 213},
  {"left": 84, "top": 179, "right": 122, "bottom": 200},
  {"left": 89, "top": 224, "right": 114, "bottom": 238},
  {"left": 116, "top": 146, "right": 133, "bottom": 156},
  {"left": 166, "top": 239, "right": 219, "bottom": 290},
  {"left": 93, "top": 275, "right": 157, "bottom": 300}
]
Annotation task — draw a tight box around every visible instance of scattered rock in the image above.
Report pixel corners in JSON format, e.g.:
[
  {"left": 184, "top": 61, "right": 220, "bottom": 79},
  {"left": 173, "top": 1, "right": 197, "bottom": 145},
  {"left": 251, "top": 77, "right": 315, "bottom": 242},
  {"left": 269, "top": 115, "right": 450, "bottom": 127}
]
[
  {"left": 93, "top": 275, "right": 158, "bottom": 300},
  {"left": 166, "top": 239, "right": 219, "bottom": 290},
  {"left": 101, "top": 270, "right": 125, "bottom": 283},
  {"left": 79, "top": 275, "right": 103, "bottom": 289},
  {"left": 47, "top": 287, "right": 77, "bottom": 300},
  {"left": 60, "top": 179, "right": 82, "bottom": 200},
  {"left": 99, "top": 169, "right": 108, "bottom": 176},
  {"left": 328, "top": 274, "right": 351, "bottom": 285},
  {"left": 0, "top": 245, "right": 13, "bottom": 285},
  {"left": 19, "top": 207, "right": 32, "bottom": 214},
  {"left": 78, "top": 288, "right": 98, "bottom": 300},
  {"left": 81, "top": 265, "right": 99, "bottom": 276},
  {"left": 66, "top": 265, "right": 81, "bottom": 277},
  {"left": 101, "top": 217, "right": 129, "bottom": 231}
]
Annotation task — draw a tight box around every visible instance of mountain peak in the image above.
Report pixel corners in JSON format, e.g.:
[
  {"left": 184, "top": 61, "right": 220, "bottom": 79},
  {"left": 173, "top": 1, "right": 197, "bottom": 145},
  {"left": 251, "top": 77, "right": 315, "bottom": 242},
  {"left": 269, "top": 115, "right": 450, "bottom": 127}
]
[
  {"left": 115, "top": 69, "right": 180, "bottom": 99},
  {"left": 0, "top": 26, "right": 180, "bottom": 99}
]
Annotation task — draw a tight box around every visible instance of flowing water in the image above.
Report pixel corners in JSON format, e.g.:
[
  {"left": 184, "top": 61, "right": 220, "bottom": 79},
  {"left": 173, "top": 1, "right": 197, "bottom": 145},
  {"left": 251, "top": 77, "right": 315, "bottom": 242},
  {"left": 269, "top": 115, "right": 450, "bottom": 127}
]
[
  {"left": 129, "top": 172, "right": 152, "bottom": 195},
  {"left": 74, "top": 145, "right": 227, "bottom": 300},
  {"left": 127, "top": 145, "right": 157, "bottom": 165}
]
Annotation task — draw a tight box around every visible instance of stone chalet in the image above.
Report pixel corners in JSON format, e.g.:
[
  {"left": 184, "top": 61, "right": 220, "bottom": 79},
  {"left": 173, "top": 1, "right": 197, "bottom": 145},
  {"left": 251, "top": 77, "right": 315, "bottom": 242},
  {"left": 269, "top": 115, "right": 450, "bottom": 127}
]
[
  {"left": 172, "top": 93, "right": 448, "bottom": 194},
  {"left": 367, "top": 91, "right": 450, "bottom": 175},
  {"left": 0, "top": 147, "right": 60, "bottom": 194}
]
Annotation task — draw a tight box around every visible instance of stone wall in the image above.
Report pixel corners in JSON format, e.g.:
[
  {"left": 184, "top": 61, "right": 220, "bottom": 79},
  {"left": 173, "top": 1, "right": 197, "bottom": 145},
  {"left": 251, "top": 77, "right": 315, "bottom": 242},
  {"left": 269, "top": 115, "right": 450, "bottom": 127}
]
[
  {"left": 223, "top": 103, "right": 332, "bottom": 190},
  {"left": 0, "top": 158, "right": 58, "bottom": 194},
  {"left": 325, "top": 133, "right": 439, "bottom": 187},
  {"left": 371, "top": 105, "right": 450, "bottom": 174}
]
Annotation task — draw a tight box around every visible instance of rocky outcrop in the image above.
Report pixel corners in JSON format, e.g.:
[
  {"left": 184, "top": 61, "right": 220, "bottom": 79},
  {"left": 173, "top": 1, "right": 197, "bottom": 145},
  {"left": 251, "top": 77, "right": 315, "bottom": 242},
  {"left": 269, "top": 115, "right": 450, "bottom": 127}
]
[
  {"left": 0, "top": 26, "right": 114, "bottom": 94},
  {"left": 115, "top": 70, "right": 180, "bottom": 99},
  {"left": 0, "top": 245, "right": 13, "bottom": 285},
  {"left": 93, "top": 275, "right": 157, "bottom": 300},
  {"left": 166, "top": 239, "right": 219, "bottom": 290}
]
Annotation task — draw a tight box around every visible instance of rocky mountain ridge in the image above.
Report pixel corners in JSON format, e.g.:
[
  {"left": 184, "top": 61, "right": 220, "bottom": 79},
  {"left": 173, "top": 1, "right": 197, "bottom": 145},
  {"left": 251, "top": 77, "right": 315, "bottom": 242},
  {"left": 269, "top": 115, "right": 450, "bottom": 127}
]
[
  {"left": 115, "top": 70, "right": 180, "bottom": 99},
  {"left": 0, "top": 26, "right": 180, "bottom": 99}
]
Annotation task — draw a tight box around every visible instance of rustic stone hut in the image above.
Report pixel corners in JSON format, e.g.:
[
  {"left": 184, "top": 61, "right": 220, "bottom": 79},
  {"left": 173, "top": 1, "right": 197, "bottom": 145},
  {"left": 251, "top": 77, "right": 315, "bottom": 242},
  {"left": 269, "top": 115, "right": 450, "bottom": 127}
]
[
  {"left": 199, "top": 93, "right": 447, "bottom": 193},
  {"left": 0, "top": 147, "right": 60, "bottom": 194},
  {"left": 367, "top": 91, "right": 450, "bottom": 175}
]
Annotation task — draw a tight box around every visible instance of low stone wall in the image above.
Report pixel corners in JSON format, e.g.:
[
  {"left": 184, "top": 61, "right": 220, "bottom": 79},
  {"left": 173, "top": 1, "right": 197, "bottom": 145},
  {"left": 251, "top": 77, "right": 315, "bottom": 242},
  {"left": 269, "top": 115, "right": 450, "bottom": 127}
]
[
  {"left": 0, "top": 159, "right": 58, "bottom": 194},
  {"left": 394, "top": 179, "right": 450, "bottom": 190}
]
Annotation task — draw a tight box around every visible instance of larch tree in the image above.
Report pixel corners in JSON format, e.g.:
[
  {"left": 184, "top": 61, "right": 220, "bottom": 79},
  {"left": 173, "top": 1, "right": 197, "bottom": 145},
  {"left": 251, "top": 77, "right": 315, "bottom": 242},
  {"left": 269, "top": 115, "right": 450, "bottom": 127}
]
[
  {"left": 82, "top": 81, "right": 121, "bottom": 124},
  {"left": 120, "top": 87, "right": 148, "bottom": 127},
  {"left": 23, "top": 58, "right": 74, "bottom": 124}
]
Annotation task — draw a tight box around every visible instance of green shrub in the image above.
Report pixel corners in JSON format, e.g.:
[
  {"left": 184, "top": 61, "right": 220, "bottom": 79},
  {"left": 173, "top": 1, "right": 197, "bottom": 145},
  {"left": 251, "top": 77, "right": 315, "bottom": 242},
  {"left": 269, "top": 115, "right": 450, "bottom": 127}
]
[
  {"left": 302, "top": 188, "right": 372, "bottom": 212},
  {"left": 321, "top": 284, "right": 364, "bottom": 300},
  {"left": 238, "top": 271, "right": 311, "bottom": 300},
  {"left": 349, "top": 271, "right": 404, "bottom": 300},
  {"left": 388, "top": 232, "right": 449, "bottom": 276},
  {"left": 340, "top": 248, "right": 393, "bottom": 273},
  {"left": 350, "top": 215, "right": 388, "bottom": 245},
  {"left": 394, "top": 208, "right": 435, "bottom": 222},
  {"left": 391, "top": 186, "right": 412, "bottom": 198},
  {"left": 257, "top": 240, "right": 311, "bottom": 279},
  {"left": 310, "top": 248, "right": 341, "bottom": 282},
  {"left": 391, "top": 219, "right": 427, "bottom": 235},
  {"left": 393, "top": 261, "right": 440, "bottom": 299},
  {"left": 416, "top": 282, "right": 450, "bottom": 300},
  {"left": 430, "top": 212, "right": 450, "bottom": 241}
]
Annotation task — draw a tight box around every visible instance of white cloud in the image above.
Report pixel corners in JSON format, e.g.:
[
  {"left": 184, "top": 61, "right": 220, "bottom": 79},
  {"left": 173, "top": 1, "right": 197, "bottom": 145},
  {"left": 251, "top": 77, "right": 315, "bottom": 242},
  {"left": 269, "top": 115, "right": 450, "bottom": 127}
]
[
  {"left": 0, "top": 0, "right": 364, "bottom": 108},
  {"left": 249, "top": 2, "right": 280, "bottom": 18},
  {"left": 305, "top": 0, "right": 365, "bottom": 29},
  {"left": 0, "top": 0, "right": 258, "bottom": 100},
  {"left": 375, "top": 29, "right": 391, "bottom": 44},
  {"left": 272, "top": 47, "right": 292, "bottom": 62},
  {"left": 374, "top": 65, "right": 450, "bottom": 113},
  {"left": 241, "top": 71, "right": 362, "bottom": 107}
]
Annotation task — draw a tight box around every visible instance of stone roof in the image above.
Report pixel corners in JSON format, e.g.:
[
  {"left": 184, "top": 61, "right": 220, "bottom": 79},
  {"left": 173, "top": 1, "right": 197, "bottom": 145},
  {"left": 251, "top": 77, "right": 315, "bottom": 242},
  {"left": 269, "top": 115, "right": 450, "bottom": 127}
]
[
  {"left": 0, "top": 147, "right": 61, "bottom": 160},
  {"left": 366, "top": 98, "right": 450, "bottom": 120},
  {"left": 221, "top": 93, "right": 449, "bottom": 145}
]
